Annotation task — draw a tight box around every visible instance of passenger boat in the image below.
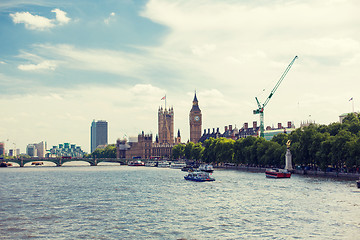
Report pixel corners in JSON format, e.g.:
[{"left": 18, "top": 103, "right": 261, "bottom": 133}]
[
  {"left": 357, "top": 179, "right": 360, "bottom": 188},
  {"left": 157, "top": 161, "right": 170, "bottom": 168},
  {"left": 0, "top": 162, "right": 8, "bottom": 167},
  {"left": 184, "top": 171, "right": 215, "bottom": 182},
  {"left": 199, "top": 164, "right": 214, "bottom": 173},
  {"left": 31, "top": 161, "right": 44, "bottom": 166},
  {"left": 145, "top": 161, "right": 157, "bottom": 167},
  {"left": 265, "top": 168, "right": 291, "bottom": 178},
  {"left": 170, "top": 162, "right": 186, "bottom": 169},
  {"left": 128, "top": 160, "right": 145, "bottom": 166}
]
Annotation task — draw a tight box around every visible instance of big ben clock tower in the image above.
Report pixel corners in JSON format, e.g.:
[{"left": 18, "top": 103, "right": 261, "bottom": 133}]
[{"left": 189, "top": 92, "right": 202, "bottom": 143}]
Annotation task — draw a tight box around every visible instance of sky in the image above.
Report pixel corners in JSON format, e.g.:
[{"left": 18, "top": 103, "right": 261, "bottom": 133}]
[{"left": 0, "top": 0, "right": 359, "bottom": 153}]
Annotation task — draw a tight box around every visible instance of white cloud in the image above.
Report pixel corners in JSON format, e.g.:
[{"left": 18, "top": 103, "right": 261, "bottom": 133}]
[
  {"left": 0, "top": 60, "right": 6, "bottom": 64},
  {"left": 10, "top": 8, "right": 70, "bottom": 30},
  {"left": 18, "top": 60, "right": 57, "bottom": 71},
  {"left": 104, "top": 12, "right": 116, "bottom": 24},
  {"left": 10, "top": 11, "right": 55, "bottom": 30},
  {"left": 51, "top": 8, "right": 70, "bottom": 25}
]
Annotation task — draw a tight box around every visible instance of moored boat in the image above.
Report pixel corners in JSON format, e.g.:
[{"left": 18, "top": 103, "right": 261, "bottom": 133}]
[
  {"left": 199, "top": 164, "right": 214, "bottom": 173},
  {"left": 145, "top": 161, "right": 157, "bottom": 167},
  {"left": 157, "top": 161, "right": 170, "bottom": 168},
  {"left": 170, "top": 162, "right": 186, "bottom": 169},
  {"left": 128, "top": 160, "right": 145, "bottom": 166},
  {"left": 357, "top": 179, "right": 360, "bottom": 188},
  {"left": 0, "top": 162, "right": 8, "bottom": 167},
  {"left": 265, "top": 168, "right": 291, "bottom": 178},
  {"left": 31, "top": 161, "right": 44, "bottom": 166},
  {"left": 184, "top": 170, "right": 215, "bottom": 182}
]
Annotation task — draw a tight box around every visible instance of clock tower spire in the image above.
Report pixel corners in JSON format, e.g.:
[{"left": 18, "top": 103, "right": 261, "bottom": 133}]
[{"left": 189, "top": 92, "right": 202, "bottom": 143}]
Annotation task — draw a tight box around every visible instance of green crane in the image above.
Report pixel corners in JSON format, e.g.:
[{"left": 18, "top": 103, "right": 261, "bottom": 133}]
[{"left": 253, "top": 56, "right": 298, "bottom": 138}]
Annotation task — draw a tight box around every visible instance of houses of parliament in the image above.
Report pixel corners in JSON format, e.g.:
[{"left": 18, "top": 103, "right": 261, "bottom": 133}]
[{"left": 116, "top": 93, "right": 202, "bottom": 159}]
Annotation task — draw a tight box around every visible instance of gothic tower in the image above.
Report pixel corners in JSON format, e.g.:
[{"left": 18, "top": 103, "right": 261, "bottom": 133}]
[
  {"left": 158, "top": 106, "right": 174, "bottom": 144},
  {"left": 189, "top": 92, "right": 202, "bottom": 143}
]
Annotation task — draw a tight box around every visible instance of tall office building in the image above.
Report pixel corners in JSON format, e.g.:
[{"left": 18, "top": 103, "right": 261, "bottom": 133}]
[{"left": 91, "top": 120, "right": 108, "bottom": 152}]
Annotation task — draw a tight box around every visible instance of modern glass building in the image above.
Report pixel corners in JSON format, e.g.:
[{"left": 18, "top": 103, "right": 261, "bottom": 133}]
[{"left": 91, "top": 120, "right": 108, "bottom": 153}]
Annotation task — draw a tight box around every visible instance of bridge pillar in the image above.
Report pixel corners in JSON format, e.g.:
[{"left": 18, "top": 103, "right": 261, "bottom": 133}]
[
  {"left": 90, "top": 159, "right": 97, "bottom": 166},
  {"left": 57, "top": 159, "right": 62, "bottom": 167},
  {"left": 20, "top": 159, "right": 24, "bottom": 167}
]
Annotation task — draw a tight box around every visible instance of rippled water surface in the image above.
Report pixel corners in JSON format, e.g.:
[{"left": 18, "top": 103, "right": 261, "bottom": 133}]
[{"left": 1, "top": 165, "right": 359, "bottom": 239}]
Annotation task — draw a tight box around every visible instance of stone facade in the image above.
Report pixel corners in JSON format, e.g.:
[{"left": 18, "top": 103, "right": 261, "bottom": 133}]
[{"left": 158, "top": 107, "right": 174, "bottom": 144}]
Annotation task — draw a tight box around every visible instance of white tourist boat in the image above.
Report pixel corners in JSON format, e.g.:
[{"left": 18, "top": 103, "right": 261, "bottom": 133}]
[
  {"left": 157, "top": 161, "right": 171, "bottom": 168},
  {"left": 145, "top": 161, "right": 157, "bottom": 167},
  {"left": 199, "top": 164, "right": 214, "bottom": 173},
  {"left": 170, "top": 162, "right": 187, "bottom": 169}
]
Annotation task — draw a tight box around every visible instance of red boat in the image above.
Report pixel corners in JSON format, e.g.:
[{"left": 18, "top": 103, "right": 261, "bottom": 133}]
[{"left": 265, "top": 168, "right": 291, "bottom": 178}]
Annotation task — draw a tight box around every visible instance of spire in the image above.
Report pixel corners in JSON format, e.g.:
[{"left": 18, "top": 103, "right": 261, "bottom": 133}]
[
  {"left": 193, "top": 91, "right": 198, "bottom": 103},
  {"left": 191, "top": 91, "right": 201, "bottom": 112},
  {"left": 177, "top": 129, "right": 181, "bottom": 138}
]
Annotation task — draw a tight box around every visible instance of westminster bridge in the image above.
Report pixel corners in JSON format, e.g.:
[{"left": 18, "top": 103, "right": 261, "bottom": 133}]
[{"left": 3, "top": 158, "right": 127, "bottom": 167}]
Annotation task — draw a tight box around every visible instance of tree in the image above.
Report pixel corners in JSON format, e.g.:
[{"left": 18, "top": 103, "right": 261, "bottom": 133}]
[
  {"left": 172, "top": 144, "right": 185, "bottom": 159},
  {"left": 184, "top": 142, "right": 195, "bottom": 160},
  {"left": 192, "top": 143, "right": 204, "bottom": 161}
]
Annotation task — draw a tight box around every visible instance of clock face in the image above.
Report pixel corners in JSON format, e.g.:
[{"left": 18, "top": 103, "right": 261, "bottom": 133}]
[{"left": 194, "top": 116, "right": 200, "bottom": 121}]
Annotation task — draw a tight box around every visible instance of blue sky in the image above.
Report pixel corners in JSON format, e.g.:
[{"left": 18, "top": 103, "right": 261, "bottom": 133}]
[{"left": 0, "top": 0, "right": 359, "bottom": 153}]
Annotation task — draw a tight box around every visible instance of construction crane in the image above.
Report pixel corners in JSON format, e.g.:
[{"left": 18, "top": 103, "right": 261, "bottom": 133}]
[{"left": 253, "top": 56, "right": 298, "bottom": 138}]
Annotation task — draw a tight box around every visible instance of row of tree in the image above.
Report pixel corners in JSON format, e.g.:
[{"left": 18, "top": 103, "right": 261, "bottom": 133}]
[
  {"left": 172, "top": 113, "right": 360, "bottom": 173},
  {"left": 85, "top": 144, "right": 116, "bottom": 159}
]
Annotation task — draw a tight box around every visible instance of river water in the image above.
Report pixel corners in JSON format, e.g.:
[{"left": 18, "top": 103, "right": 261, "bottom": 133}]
[{"left": 1, "top": 164, "right": 359, "bottom": 239}]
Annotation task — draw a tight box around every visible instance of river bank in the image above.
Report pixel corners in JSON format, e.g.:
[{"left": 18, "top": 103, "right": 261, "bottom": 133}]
[{"left": 218, "top": 165, "right": 360, "bottom": 180}]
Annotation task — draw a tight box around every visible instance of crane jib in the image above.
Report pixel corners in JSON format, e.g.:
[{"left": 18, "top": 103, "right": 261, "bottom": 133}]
[{"left": 253, "top": 56, "right": 298, "bottom": 138}]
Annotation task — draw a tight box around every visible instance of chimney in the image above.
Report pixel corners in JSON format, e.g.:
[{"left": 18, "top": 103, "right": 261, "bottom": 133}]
[
  {"left": 212, "top": 128, "right": 215, "bottom": 134},
  {"left": 253, "top": 121, "right": 257, "bottom": 128},
  {"left": 244, "top": 122, "right": 248, "bottom": 129},
  {"left": 204, "top": 129, "right": 206, "bottom": 135},
  {"left": 217, "top": 127, "right": 220, "bottom": 133},
  {"left": 225, "top": 126, "right": 228, "bottom": 132},
  {"left": 208, "top": 128, "right": 210, "bottom": 134},
  {"left": 287, "top": 121, "right": 292, "bottom": 128},
  {"left": 229, "top": 125, "right": 233, "bottom": 131},
  {"left": 278, "top": 123, "right": 282, "bottom": 129}
]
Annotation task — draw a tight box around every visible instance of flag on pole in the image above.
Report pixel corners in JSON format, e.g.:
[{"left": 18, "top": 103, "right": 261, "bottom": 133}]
[
  {"left": 161, "top": 96, "right": 166, "bottom": 100},
  {"left": 349, "top": 97, "right": 353, "bottom": 101}
]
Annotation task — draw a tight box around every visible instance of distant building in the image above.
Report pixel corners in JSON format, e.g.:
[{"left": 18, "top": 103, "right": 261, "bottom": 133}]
[
  {"left": 116, "top": 132, "right": 153, "bottom": 159},
  {"left": 48, "top": 143, "right": 86, "bottom": 157},
  {"left": 26, "top": 144, "right": 37, "bottom": 157},
  {"left": 158, "top": 107, "right": 174, "bottom": 144},
  {"left": 339, "top": 112, "right": 358, "bottom": 123},
  {"left": 239, "top": 121, "right": 260, "bottom": 138},
  {"left": 26, "top": 141, "right": 47, "bottom": 158},
  {"left": 263, "top": 122, "right": 295, "bottom": 140},
  {"left": 91, "top": 120, "right": 108, "bottom": 152},
  {"left": 8, "top": 149, "right": 15, "bottom": 157},
  {"left": 189, "top": 92, "right": 202, "bottom": 143},
  {"left": 36, "top": 141, "right": 47, "bottom": 158},
  {"left": 0, "top": 142, "right": 4, "bottom": 156},
  {"left": 199, "top": 121, "right": 294, "bottom": 141}
]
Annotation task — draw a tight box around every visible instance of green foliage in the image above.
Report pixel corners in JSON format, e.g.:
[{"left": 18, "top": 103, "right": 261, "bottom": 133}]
[
  {"left": 171, "top": 144, "right": 185, "bottom": 159},
  {"left": 88, "top": 144, "right": 116, "bottom": 158}
]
